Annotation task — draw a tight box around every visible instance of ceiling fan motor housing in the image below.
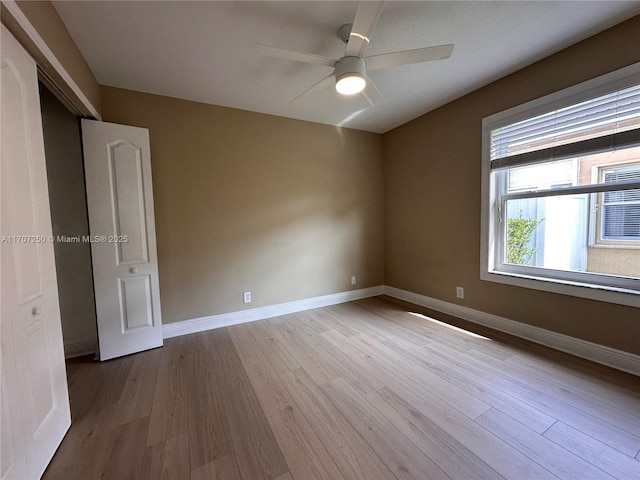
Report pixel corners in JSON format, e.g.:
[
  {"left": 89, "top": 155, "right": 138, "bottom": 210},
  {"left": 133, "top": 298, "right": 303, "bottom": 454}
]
[
  {"left": 335, "top": 56, "right": 367, "bottom": 81},
  {"left": 338, "top": 23, "right": 353, "bottom": 43}
]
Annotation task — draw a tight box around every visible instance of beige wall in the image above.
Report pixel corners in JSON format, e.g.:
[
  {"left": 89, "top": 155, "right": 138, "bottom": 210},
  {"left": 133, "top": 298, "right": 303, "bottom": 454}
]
[
  {"left": 101, "top": 87, "right": 384, "bottom": 324},
  {"left": 3, "top": 0, "right": 101, "bottom": 115},
  {"left": 383, "top": 16, "right": 640, "bottom": 354}
]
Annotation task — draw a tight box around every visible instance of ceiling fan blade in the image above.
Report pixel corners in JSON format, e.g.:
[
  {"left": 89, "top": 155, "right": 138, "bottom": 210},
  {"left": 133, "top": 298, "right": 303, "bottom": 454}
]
[
  {"left": 366, "top": 43, "right": 454, "bottom": 71},
  {"left": 362, "top": 75, "right": 383, "bottom": 106},
  {"left": 291, "top": 73, "right": 335, "bottom": 103},
  {"left": 255, "top": 43, "right": 336, "bottom": 67},
  {"left": 346, "top": 1, "right": 385, "bottom": 57}
]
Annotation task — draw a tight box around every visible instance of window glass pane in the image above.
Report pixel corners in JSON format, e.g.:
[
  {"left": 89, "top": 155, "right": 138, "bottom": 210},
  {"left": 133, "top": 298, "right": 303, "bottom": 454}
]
[
  {"left": 505, "top": 145, "right": 640, "bottom": 191},
  {"left": 505, "top": 196, "right": 587, "bottom": 270},
  {"left": 505, "top": 195, "right": 640, "bottom": 280},
  {"left": 600, "top": 164, "right": 640, "bottom": 240},
  {"left": 602, "top": 190, "right": 640, "bottom": 240},
  {"left": 603, "top": 165, "right": 640, "bottom": 184},
  {"left": 507, "top": 159, "right": 575, "bottom": 192}
]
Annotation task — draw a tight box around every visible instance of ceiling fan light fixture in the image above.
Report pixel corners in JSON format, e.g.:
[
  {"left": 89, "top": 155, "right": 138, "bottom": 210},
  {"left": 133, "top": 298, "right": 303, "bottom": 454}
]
[
  {"left": 336, "top": 74, "right": 366, "bottom": 95},
  {"left": 334, "top": 56, "right": 367, "bottom": 96}
]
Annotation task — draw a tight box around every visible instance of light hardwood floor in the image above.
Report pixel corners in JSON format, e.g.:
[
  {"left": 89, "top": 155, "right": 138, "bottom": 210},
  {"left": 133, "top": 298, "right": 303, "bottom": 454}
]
[{"left": 43, "top": 296, "right": 640, "bottom": 480}]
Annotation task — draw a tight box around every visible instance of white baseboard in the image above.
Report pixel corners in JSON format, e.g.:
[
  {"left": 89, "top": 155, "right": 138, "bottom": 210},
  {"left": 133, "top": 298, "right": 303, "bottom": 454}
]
[
  {"left": 162, "top": 285, "right": 385, "bottom": 339},
  {"left": 64, "top": 339, "right": 97, "bottom": 359},
  {"left": 384, "top": 286, "right": 640, "bottom": 376}
]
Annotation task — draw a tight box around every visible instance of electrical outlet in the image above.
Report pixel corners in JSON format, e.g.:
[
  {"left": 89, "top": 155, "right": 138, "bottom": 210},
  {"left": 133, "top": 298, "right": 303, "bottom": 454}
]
[
  {"left": 243, "top": 291, "right": 251, "bottom": 303},
  {"left": 456, "top": 287, "right": 464, "bottom": 299},
  {"left": 351, "top": 275, "right": 357, "bottom": 285}
]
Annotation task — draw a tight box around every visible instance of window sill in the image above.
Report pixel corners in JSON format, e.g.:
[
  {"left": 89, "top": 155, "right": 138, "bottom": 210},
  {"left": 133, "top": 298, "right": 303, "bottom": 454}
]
[
  {"left": 589, "top": 243, "right": 640, "bottom": 250},
  {"left": 480, "top": 269, "right": 640, "bottom": 308}
]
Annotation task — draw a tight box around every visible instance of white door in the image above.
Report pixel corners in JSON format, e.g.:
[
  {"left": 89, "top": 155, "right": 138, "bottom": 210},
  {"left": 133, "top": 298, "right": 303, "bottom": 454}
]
[
  {"left": 82, "top": 120, "right": 163, "bottom": 360},
  {"left": 1, "top": 25, "right": 71, "bottom": 480}
]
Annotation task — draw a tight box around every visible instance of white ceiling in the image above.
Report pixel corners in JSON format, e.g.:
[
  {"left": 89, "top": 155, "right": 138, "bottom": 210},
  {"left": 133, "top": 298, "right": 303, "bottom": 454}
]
[{"left": 52, "top": 1, "right": 640, "bottom": 134}]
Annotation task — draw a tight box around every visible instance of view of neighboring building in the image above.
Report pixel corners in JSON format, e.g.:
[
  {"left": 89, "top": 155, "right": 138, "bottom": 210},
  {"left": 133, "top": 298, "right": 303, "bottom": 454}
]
[{"left": 506, "top": 147, "right": 640, "bottom": 280}]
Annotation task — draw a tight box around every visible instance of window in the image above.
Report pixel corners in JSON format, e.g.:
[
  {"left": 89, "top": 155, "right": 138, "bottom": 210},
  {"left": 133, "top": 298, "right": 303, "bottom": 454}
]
[
  {"left": 600, "top": 164, "right": 640, "bottom": 241},
  {"left": 481, "top": 64, "right": 640, "bottom": 307}
]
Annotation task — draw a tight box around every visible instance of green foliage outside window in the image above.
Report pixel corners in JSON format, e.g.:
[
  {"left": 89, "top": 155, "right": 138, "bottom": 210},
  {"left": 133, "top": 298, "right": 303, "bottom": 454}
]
[{"left": 507, "top": 212, "right": 544, "bottom": 265}]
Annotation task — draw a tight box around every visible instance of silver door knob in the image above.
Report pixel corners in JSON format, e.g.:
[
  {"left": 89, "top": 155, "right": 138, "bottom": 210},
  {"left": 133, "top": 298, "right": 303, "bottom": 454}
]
[
  {"left": 32, "top": 306, "right": 41, "bottom": 316},
  {"left": 129, "top": 267, "right": 138, "bottom": 274}
]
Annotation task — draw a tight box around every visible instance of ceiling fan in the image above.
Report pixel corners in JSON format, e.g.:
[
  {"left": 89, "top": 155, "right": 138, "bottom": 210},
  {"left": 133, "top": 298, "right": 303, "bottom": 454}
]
[{"left": 255, "top": 1, "right": 454, "bottom": 105}]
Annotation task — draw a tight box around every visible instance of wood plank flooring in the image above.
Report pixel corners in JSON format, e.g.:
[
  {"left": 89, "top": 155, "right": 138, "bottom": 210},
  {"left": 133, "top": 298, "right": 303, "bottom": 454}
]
[{"left": 43, "top": 296, "right": 640, "bottom": 480}]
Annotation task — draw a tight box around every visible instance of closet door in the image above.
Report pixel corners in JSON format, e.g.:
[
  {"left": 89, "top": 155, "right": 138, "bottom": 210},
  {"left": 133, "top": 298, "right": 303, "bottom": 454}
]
[
  {"left": 1, "top": 24, "right": 71, "bottom": 480},
  {"left": 82, "top": 119, "right": 163, "bottom": 360}
]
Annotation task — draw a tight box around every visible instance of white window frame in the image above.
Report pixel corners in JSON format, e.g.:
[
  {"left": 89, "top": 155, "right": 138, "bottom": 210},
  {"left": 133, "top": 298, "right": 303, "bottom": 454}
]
[{"left": 481, "top": 63, "right": 640, "bottom": 308}]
